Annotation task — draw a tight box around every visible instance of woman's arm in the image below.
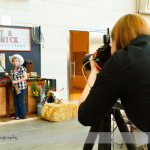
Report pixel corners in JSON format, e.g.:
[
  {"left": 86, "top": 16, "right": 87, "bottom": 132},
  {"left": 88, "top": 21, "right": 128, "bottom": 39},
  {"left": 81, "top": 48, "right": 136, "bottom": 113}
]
[
  {"left": 78, "top": 56, "right": 99, "bottom": 107},
  {"left": 78, "top": 53, "right": 121, "bottom": 126},
  {"left": 78, "top": 68, "right": 99, "bottom": 106},
  {"left": 13, "top": 72, "right": 27, "bottom": 84}
]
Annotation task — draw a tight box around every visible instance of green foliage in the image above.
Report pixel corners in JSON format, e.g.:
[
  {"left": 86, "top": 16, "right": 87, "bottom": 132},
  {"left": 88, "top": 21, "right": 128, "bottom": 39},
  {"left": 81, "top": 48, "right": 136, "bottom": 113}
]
[
  {"left": 44, "top": 80, "right": 51, "bottom": 95},
  {"left": 31, "top": 81, "right": 41, "bottom": 101},
  {"left": 31, "top": 80, "right": 53, "bottom": 102}
]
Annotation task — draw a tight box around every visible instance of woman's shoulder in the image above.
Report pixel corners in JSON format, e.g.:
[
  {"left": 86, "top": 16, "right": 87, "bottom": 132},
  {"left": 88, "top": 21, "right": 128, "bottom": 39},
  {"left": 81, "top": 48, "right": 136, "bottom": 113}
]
[
  {"left": 98, "top": 49, "right": 128, "bottom": 76},
  {"left": 18, "top": 65, "right": 27, "bottom": 72},
  {"left": 113, "top": 49, "right": 128, "bottom": 63},
  {"left": 104, "top": 49, "right": 127, "bottom": 68}
]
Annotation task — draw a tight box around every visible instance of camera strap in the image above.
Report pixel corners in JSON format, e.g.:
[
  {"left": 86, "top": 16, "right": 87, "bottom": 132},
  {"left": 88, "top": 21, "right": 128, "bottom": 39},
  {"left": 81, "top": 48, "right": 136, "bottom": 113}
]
[{"left": 94, "top": 51, "right": 102, "bottom": 70}]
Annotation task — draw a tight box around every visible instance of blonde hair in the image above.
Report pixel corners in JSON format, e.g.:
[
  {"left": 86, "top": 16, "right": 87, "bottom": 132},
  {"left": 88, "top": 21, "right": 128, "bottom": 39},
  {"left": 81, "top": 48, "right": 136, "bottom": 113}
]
[
  {"left": 111, "top": 14, "right": 150, "bottom": 50},
  {"left": 12, "top": 57, "right": 20, "bottom": 62}
]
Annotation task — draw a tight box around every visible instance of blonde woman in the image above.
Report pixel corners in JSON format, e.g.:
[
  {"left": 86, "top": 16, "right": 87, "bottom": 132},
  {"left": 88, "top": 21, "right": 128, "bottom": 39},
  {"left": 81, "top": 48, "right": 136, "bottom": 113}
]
[
  {"left": 78, "top": 14, "right": 150, "bottom": 149},
  {"left": 5, "top": 54, "right": 27, "bottom": 120}
]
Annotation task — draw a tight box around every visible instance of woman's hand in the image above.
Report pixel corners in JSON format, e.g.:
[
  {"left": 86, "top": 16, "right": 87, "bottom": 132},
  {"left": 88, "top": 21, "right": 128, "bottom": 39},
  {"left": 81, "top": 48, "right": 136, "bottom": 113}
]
[
  {"left": 5, "top": 72, "right": 9, "bottom": 76},
  {"left": 89, "top": 56, "right": 100, "bottom": 73},
  {"left": 12, "top": 80, "right": 19, "bottom": 84}
]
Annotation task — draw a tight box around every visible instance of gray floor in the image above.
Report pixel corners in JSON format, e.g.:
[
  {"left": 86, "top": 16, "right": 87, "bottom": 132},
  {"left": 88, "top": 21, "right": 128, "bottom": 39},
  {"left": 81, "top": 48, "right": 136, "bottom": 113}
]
[{"left": 0, "top": 117, "right": 127, "bottom": 150}]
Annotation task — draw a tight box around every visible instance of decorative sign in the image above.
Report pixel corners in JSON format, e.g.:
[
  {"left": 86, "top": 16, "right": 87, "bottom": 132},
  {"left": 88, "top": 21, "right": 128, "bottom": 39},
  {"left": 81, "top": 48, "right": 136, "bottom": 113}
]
[
  {"left": 0, "top": 53, "right": 5, "bottom": 72},
  {"left": 0, "top": 26, "right": 31, "bottom": 51}
]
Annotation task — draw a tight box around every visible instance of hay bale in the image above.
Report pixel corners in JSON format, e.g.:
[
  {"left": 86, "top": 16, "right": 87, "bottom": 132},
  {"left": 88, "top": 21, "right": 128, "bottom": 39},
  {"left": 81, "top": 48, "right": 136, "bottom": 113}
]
[
  {"left": 137, "top": 145, "right": 148, "bottom": 150},
  {"left": 41, "top": 100, "right": 78, "bottom": 121}
]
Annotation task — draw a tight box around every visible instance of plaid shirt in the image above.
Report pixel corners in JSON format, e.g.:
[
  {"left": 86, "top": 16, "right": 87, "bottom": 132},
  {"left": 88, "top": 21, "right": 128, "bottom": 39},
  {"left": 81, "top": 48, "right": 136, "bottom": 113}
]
[{"left": 10, "top": 65, "right": 27, "bottom": 90}]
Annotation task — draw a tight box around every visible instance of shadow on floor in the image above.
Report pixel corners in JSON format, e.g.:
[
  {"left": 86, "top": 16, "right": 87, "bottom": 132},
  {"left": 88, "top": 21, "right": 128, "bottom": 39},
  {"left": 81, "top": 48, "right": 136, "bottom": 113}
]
[{"left": 0, "top": 114, "right": 40, "bottom": 124}]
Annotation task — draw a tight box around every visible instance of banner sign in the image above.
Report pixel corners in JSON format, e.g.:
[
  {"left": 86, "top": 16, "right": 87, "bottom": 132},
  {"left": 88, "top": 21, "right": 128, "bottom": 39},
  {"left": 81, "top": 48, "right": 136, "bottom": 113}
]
[{"left": 0, "top": 26, "right": 31, "bottom": 51}]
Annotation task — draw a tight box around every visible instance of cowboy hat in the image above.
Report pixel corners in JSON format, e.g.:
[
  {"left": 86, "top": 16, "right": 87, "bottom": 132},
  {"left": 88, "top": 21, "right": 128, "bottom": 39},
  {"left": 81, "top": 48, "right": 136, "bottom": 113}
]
[{"left": 9, "top": 54, "right": 24, "bottom": 65}]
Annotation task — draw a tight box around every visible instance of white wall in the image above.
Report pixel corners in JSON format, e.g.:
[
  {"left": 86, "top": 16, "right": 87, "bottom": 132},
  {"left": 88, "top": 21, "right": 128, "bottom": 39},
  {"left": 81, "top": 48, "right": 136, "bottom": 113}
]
[
  {"left": 89, "top": 32, "right": 104, "bottom": 54},
  {"left": 31, "top": 0, "right": 137, "bottom": 100},
  {"left": 0, "top": 0, "right": 31, "bottom": 26},
  {"left": 1, "top": 0, "right": 150, "bottom": 100}
]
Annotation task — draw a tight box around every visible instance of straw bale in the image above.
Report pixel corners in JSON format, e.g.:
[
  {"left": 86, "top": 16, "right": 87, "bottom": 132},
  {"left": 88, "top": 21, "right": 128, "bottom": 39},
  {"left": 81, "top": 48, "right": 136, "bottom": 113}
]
[
  {"left": 41, "top": 100, "right": 78, "bottom": 121},
  {"left": 137, "top": 145, "right": 148, "bottom": 150}
]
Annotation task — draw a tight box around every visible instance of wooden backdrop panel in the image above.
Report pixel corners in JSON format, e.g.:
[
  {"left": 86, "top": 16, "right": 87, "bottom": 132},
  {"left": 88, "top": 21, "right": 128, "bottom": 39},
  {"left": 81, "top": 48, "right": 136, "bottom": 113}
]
[{"left": 0, "top": 87, "right": 6, "bottom": 116}]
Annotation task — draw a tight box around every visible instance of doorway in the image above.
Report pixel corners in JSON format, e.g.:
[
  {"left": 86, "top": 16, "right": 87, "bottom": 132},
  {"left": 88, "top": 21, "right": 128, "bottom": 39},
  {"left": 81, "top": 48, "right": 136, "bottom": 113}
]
[
  {"left": 68, "top": 30, "right": 105, "bottom": 101},
  {"left": 69, "top": 30, "right": 89, "bottom": 101}
]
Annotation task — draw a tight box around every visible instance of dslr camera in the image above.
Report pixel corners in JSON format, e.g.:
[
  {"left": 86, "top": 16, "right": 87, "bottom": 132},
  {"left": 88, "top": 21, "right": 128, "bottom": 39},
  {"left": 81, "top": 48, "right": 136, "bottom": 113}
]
[{"left": 83, "top": 28, "right": 111, "bottom": 71}]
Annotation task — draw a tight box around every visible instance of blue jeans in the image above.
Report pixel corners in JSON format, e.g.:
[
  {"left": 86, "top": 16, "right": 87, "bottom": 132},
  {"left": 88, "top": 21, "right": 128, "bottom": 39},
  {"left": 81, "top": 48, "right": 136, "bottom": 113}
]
[{"left": 13, "top": 89, "right": 26, "bottom": 119}]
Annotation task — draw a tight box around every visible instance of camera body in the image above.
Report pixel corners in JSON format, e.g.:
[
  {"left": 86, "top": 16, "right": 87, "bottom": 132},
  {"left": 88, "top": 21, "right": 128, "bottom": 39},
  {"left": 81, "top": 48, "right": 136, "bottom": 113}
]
[{"left": 83, "top": 28, "right": 111, "bottom": 71}]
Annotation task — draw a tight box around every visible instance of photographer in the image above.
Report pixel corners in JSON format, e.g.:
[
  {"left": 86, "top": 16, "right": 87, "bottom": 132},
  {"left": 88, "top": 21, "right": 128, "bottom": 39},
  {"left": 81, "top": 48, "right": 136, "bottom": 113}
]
[{"left": 78, "top": 14, "right": 150, "bottom": 149}]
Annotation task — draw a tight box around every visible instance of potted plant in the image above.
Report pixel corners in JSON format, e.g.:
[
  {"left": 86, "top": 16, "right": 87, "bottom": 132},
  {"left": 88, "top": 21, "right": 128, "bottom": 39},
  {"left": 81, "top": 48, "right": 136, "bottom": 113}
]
[{"left": 31, "top": 80, "right": 55, "bottom": 116}]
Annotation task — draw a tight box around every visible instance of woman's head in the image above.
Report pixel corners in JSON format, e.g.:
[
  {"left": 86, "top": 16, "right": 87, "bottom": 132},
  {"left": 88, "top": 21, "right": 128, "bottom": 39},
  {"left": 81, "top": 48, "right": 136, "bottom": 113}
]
[
  {"left": 12, "top": 57, "right": 20, "bottom": 63},
  {"left": 12, "top": 57, "right": 20, "bottom": 67},
  {"left": 111, "top": 14, "right": 150, "bottom": 54},
  {"left": 9, "top": 54, "right": 24, "bottom": 66}
]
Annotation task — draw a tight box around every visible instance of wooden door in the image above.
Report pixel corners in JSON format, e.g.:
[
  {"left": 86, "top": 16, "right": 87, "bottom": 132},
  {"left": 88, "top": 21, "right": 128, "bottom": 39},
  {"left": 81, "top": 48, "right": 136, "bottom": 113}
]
[{"left": 69, "top": 30, "right": 89, "bottom": 100}]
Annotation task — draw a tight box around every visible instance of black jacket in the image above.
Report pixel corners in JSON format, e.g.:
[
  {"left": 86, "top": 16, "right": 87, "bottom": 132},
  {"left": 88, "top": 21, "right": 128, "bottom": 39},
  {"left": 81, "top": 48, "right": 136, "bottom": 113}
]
[{"left": 78, "top": 34, "right": 150, "bottom": 132}]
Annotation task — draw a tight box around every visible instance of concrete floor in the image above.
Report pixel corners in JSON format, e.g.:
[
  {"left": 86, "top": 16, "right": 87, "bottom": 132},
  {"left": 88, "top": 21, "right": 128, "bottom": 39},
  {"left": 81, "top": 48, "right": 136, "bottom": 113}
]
[{"left": 0, "top": 117, "right": 127, "bottom": 150}]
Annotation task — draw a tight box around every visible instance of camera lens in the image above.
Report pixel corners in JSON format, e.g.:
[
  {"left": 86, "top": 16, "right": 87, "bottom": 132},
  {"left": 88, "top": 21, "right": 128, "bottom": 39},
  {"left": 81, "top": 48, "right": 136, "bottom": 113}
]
[{"left": 83, "top": 54, "right": 94, "bottom": 71}]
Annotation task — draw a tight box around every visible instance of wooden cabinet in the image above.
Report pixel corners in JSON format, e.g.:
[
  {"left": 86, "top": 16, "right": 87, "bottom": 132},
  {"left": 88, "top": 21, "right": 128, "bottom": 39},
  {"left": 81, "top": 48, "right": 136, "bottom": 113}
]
[
  {"left": 70, "top": 30, "right": 89, "bottom": 52},
  {"left": 0, "top": 79, "right": 44, "bottom": 118},
  {"left": 69, "top": 30, "right": 89, "bottom": 100},
  {"left": 0, "top": 86, "right": 6, "bottom": 116}
]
